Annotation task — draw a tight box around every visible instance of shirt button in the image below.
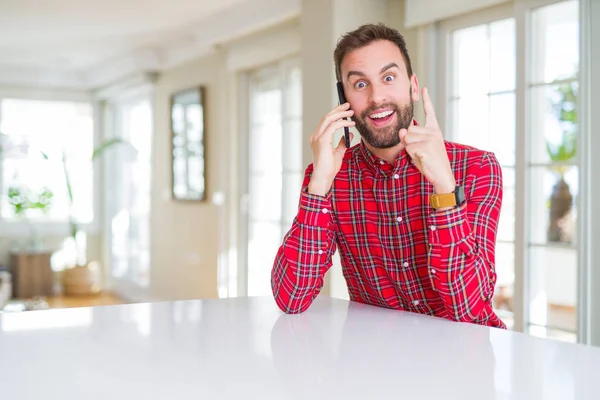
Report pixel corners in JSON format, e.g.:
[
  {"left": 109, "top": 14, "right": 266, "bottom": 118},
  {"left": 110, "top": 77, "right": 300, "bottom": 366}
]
[
  {"left": 318, "top": 250, "right": 324, "bottom": 255},
  {"left": 403, "top": 262, "right": 409, "bottom": 267},
  {"left": 393, "top": 174, "right": 400, "bottom": 179},
  {"left": 379, "top": 160, "right": 385, "bottom": 165},
  {"left": 430, "top": 225, "right": 436, "bottom": 231},
  {"left": 430, "top": 268, "right": 436, "bottom": 274},
  {"left": 322, "top": 208, "right": 329, "bottom": 214},
  {"left": 396, "top": 216, "right": 403, "bottom": 222},
  {"left": 413, "top": 300, "right": 420, "bottom": 306}
]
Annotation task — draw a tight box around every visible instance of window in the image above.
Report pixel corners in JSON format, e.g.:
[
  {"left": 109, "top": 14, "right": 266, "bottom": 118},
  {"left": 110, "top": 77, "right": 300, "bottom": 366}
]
[
  {"left": 447, "top": 17, "right": 517, "bottom": 327},
  {"left": 442, "top": 0, "right": 580, "bottom": 342},
  {"left": 105, "top": 96, "right": 153, "bottom": 287},
  {"left": 0, "top": 99, "right": 94, "bottom": 223},
  {"left": 244, "top": 59, "right": 302, "bottom": 297},
  {"left": 527, "top": 0, "right": 579, "bottom": 342}
]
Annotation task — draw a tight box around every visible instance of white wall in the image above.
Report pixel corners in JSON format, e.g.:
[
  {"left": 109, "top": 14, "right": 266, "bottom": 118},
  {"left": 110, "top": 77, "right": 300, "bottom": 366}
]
[
  {"left": 148, "top": 20, "right": 302, "bottom": 301},
  {"left": 149, "top": 54, "right": 223, "bottom": 300}
]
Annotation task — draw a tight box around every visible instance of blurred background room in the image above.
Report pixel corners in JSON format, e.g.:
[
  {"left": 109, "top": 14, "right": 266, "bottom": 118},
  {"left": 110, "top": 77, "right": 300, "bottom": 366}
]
[{"left": 0, "top": 0, "right": 599, "bottom": 346}]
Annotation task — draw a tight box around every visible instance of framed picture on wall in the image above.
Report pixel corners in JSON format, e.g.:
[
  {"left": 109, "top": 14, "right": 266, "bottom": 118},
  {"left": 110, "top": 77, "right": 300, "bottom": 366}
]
[{"left": 170, "top": 86, "right": 206, "bottom": 201}]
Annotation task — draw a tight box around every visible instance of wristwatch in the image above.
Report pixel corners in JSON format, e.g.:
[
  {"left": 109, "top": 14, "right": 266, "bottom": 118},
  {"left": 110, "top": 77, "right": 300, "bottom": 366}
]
[{"left": 429, "top": 185, "right": 465, "bottom": 210}]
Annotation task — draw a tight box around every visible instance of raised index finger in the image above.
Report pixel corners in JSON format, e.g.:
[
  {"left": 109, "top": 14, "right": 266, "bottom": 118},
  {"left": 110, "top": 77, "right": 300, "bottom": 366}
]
[{"left": 422, "top": 87, "right": 439, "bottom": 129}]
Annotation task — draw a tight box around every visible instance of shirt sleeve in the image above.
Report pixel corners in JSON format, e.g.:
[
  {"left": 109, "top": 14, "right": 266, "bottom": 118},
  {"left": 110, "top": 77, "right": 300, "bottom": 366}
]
[
  {"left": 426, "top": 151, "right": 502, "bottom": 323},
  {"left": 271, "top": 164, "right": 338, "bottom": 314}
]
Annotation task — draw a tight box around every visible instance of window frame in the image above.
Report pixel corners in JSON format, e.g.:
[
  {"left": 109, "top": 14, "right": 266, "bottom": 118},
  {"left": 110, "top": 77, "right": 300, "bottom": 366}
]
[
  {"left": 578, "top": 0, "right": 600, "bottom": 347},
  {"left": 100, "top": 83, "right": 155, "bottom": 297},
  {"left": 437, "top": 0, "right": 585, "bottom": 340},
  {"left": 0, "top": 89, "right": 101, "bottom": 237},
  {"left": 238, "top": 56, "right": 302, "bottom": 298}
]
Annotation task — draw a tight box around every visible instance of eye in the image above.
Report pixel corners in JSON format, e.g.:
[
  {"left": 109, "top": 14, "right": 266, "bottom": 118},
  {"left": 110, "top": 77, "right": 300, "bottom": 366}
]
[
  {"left": 354, "top": 81, "right": 367, "bottom": 89},
  {"left": 384, "top": 74, "right": 395, "bottom": 82}
]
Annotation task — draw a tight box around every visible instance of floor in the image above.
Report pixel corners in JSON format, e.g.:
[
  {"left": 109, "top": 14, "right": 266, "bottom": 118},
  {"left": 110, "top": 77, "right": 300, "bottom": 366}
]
[
  {"left": 45, "top": 291, "right": 129, "bottom": 309},
  {"left": 3, "top": 291, "right": 130, "bottom": 312}
]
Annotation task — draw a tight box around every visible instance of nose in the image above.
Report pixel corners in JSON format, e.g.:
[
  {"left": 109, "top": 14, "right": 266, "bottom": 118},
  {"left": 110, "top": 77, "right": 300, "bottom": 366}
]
[{"left": 368, "top": 81, "right": 387, "bottom": 105}]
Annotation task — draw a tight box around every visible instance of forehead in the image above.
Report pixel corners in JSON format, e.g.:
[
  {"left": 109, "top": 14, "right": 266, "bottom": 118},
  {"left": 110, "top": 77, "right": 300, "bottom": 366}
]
[{"left": 340, "top": 40, "right": 408, "bottom": 79}]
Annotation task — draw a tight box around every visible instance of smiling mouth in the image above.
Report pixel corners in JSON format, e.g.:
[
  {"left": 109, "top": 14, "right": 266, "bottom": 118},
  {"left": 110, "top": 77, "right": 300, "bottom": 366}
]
[{"left": 368, "top": 110, "right": 395, "bottom": 126}]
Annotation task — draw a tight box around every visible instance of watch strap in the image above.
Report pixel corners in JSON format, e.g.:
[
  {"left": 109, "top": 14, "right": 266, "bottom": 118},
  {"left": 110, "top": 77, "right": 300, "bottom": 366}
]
[{"left": 429, "top": 192, "right": 457, "bottom": 209}]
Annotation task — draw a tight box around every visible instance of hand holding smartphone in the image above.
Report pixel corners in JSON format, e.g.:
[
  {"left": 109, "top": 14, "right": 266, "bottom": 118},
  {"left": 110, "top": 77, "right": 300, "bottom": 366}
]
[{"left": 336, "top": 82, "right": 351, "bottom": 148}]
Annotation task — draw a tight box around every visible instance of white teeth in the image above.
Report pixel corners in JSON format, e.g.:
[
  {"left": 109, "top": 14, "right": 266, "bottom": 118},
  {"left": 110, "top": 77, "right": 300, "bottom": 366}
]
[{"left": 369, "top": 110, "right": 393, "bottom": 119}]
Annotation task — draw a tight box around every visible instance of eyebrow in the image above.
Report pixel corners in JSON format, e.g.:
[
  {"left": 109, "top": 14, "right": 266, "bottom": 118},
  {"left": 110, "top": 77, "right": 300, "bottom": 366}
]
[{"left": 346, "top": 62, "right": 400, "bottom": 81}]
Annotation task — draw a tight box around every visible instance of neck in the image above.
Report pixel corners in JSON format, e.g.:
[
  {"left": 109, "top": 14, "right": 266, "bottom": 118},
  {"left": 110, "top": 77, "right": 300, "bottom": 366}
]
[{"left": 363, "top": 141, "right": 405, "bottom": 164}]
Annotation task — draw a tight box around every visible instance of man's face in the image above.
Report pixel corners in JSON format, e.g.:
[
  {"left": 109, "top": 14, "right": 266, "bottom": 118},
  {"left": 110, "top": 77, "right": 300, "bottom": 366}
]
[{"left": 340, "top": 40, "right": 419, "bottom": 149}]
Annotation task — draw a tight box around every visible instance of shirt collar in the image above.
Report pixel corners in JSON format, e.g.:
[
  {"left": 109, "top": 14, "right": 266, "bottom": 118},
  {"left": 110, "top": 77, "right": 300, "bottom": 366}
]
[{"left": 357, "top": 119, "right": 418, "bottom": 176}]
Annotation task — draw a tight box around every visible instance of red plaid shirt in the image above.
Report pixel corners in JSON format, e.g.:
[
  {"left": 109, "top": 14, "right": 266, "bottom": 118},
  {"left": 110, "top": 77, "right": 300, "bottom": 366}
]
[{"left": 271, "top": 139, "right": 506, "bottom": 329}]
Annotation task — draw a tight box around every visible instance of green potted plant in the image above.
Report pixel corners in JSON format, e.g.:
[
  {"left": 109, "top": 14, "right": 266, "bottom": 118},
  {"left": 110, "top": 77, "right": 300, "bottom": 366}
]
[
  {"left": 546, "top": 80, "right": 577, "bottom": 243},
  {"left": 7, "top": 185, "right": 54, "bottom": 250}
]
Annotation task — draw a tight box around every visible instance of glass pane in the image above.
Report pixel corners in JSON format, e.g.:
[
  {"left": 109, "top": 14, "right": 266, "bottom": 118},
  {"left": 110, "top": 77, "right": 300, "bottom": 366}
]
[
  {"left": 0, "top": 99, "right": 93, "bottom": 161},
  {"left": 247, "top": 221, "right": 282, "bottom": 296},
  {"left": 1, "top": 159, "right": 93, "bottom": 223},
  {"left": 66, "top": 161, "right": 94, "bottom": 224},
  {"left": 452, "top": 95, "right": 490, "bottom": 149},
  {"left": 529, "top": 82, "right": 578, "bottom": 165},
  {"left": 250, "top": 122, "right": 282, "bottom": 174},
  {"left": 529, "top": 166, "right": 578, "bottom": 245},
  {"left": 451, "top": 93, "right": 516, "bottom": 167},
  {"left": 453, "top": 24, "right": 490, "bottom": 97},
  {"left": 187, "top": 155, "right": 205, "bottom": 196},
  {"left": 2, "top": 159, "right": 63, "bottom": 219},
  {"left": 498, "top": 167, "right": 515, "bottom": 242},
  {"left": 282, "top": 172, "right": 303, "bottom": 225},
  {"left": 489, "top": 18, "right": 516, "bottom": 93},
  {"left": 528, "top": 245, "right": 577, "bottom": 333},
  {"left": 250, "top": 175, "right": 282, "bottom": 222},
  {"left": 110, "top": 99, "right": 152, "bottom": 287},
  {"left": 285, "top": 66, "right": 302, "bottom": 118},
  {"left": 0, "top": 99, "right": 94, "bottom": 221},
  {"left": 251, "top": 88, "right": 282, "bottom": 125},
  {"left": 531, "top": 0, "right": 579, "bottom": 84},
  {"left": 125, "top": 100, "right": 154, "bottom": 161},
  {"left": 489, "top": 93, "right": 516, "bottom": 166},
  {"left": 493, "top": 241, "right": 515, "bottom": 319},
  {"left": 185, "top": 104, "right": 203, "bottom": 142},
  {"left": 282, "top": 117, "right": 302, "bottom": 173}
]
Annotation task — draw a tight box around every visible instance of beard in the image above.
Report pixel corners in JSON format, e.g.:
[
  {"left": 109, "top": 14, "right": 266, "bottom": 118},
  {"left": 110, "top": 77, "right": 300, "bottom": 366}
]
[{"left": 352, "top": 97, "right": 414, "bottom": 149}]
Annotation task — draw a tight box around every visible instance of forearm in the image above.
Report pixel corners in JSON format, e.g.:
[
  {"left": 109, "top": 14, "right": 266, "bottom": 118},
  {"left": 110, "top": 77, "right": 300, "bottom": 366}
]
[
  {"left": 271, "top": 191, "right": 337, "bottom": 314},
  {"left": 427, "top": 152, "right": 502, "bottom": 323},
  {"left": 427, "top": 204, "right": 496, "bottom": 322}
]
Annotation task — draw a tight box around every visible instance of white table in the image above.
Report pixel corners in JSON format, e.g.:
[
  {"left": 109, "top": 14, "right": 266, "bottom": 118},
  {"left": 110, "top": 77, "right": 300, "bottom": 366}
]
[{"left": 0, "top": 296, "right": 598, "bottom": 399}]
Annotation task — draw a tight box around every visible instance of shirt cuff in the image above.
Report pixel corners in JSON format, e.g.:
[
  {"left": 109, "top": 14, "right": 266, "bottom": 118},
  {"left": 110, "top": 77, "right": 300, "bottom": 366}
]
[
  {"left": 427, "top": 202, "right": 471, "bottom": 246},
  {"left": 297, "top": 189, "right": 333, "bottom": 228}
]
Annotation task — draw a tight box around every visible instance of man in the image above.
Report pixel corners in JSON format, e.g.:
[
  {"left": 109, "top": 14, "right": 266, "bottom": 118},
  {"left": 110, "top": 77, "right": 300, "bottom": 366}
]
[{"left": 271, "top": 23, "right": 505, "bottom": 328}]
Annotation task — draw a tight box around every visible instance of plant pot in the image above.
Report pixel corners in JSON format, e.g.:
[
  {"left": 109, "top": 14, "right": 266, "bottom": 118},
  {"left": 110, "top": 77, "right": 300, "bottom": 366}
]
[
  {"left": 62, "top": 265, "right": 101, "bottom": 296},
  {"left": 547, "top": 177, "right": 573, "bottom": 243}
]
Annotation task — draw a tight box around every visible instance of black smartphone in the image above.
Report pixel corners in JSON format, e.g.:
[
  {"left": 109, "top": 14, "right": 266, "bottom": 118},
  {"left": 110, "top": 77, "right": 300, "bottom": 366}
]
[{"left": 336, "top": 81, "right": 351, "bottom": 148}]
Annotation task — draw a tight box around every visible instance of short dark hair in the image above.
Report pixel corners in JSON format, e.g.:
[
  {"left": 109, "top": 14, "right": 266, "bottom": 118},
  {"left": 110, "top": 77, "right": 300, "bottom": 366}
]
[{"left": 333, "top": 23, "right": 414, "bottom": 83}]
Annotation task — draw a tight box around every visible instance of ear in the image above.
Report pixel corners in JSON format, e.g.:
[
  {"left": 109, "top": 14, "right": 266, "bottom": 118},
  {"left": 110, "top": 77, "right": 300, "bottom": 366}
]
[{"left": 410, "top": 74, "right": 420, "bottom": 102}]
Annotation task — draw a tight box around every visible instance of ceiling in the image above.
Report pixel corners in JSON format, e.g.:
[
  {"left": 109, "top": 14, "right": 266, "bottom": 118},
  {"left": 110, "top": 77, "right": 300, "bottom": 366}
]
[{"left": 0, "top": 0, "right": 300, "bottom": 89}]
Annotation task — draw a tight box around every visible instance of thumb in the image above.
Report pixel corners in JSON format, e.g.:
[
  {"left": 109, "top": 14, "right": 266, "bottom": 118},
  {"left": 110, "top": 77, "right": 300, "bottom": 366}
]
[{"left": 399, "top": 128, "right": 408, "bottom": 143}]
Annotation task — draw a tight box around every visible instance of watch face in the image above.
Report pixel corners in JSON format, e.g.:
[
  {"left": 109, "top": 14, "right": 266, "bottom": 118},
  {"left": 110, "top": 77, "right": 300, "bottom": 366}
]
[{"left": 455, "top": 185, "right": 466, "bottom": 204}]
